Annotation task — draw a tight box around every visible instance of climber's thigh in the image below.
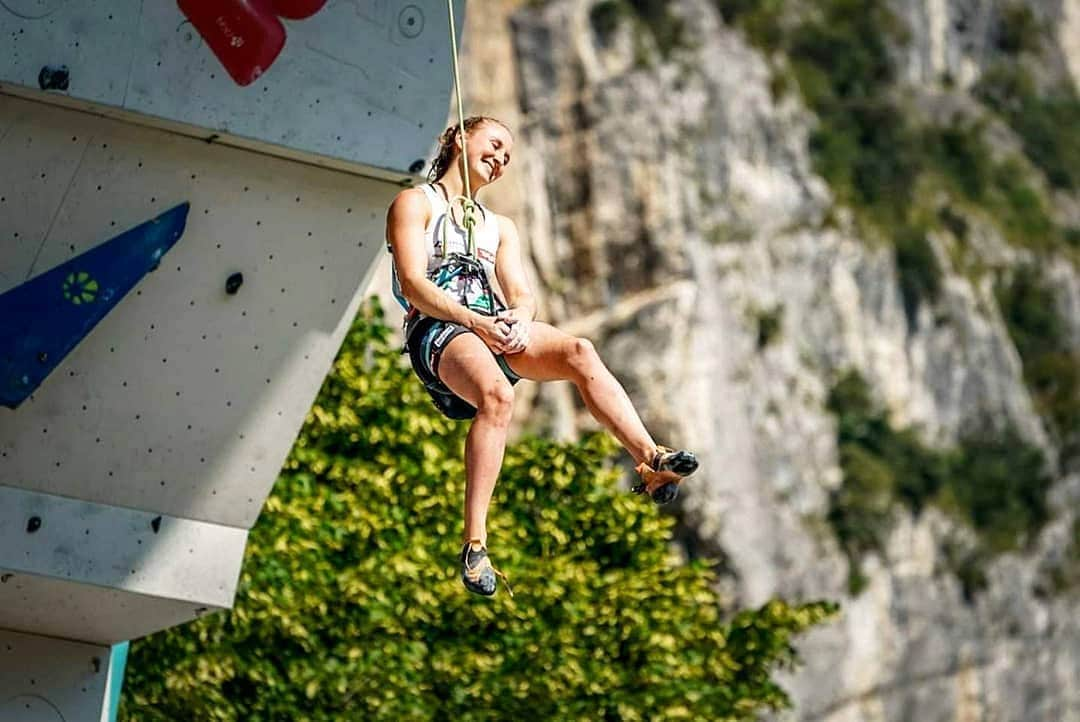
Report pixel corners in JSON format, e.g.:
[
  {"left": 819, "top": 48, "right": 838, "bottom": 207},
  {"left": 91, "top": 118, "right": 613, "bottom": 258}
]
[
  {"left": 502, "top": 322, "right": 603, "bottom": 383},
  {"left": 438, "top": 331, "right": 514, "bottom": 407}
]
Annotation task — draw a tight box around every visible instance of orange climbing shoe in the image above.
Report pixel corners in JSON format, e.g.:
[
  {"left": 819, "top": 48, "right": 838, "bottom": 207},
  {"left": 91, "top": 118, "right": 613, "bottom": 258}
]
[{"left": 632, "top": 446, "right": 699, "bottom": 505}]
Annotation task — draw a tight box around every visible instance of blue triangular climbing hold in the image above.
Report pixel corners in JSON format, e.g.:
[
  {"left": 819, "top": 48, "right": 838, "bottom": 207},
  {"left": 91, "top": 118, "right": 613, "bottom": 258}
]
[{"left": 0, "top": 202, "right": 190, "bottom": 409}]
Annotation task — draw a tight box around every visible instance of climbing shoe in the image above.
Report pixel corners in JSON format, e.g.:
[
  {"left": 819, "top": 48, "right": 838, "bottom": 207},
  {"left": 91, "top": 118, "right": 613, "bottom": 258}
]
[
  {"left": 460, "top": 540, "right": 512, "bottom": 597},
  {"left": 632, "top": 446, "right": 699, "bottom": 505}
]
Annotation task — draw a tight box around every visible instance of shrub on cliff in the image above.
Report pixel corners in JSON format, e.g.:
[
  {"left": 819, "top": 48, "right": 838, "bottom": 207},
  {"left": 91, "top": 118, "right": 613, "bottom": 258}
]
[
  {"left": 996, "top": 266, "right": 1080, "bottom": 459},
  {"left": 826, "top": 371, "right": 1055, "bottom": 596},
  {"left": 976, "top": 63, "right": 1080, "bottom": 192}
]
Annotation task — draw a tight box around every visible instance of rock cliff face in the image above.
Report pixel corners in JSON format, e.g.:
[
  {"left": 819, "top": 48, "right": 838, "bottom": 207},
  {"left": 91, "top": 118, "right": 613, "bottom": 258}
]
[
  {"left": 371, "top": 0, "right": 1080, "bottom": 718},
  {"left": 893, "top": 0, "right": 1080, "bottom": 89}
]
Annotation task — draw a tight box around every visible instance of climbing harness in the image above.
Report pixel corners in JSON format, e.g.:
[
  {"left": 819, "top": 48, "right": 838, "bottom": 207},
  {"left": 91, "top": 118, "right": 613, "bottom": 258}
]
[{"left": 427, "top": 182, "right": 502, "bottom": 316}]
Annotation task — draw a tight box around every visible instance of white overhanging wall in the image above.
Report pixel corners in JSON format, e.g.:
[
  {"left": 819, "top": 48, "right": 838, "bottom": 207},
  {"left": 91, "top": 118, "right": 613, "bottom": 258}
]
[
  {"left": 0, "top": 2, "right": 460, "bottom": 717},
  {"left": 0, "top": 0, "right": 456, "bottom": 180}
]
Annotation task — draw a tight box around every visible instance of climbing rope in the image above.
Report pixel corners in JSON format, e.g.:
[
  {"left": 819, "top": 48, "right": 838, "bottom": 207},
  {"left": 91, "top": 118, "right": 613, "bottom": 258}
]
[{"left": 444, "top": 0, "right": 479, "bottom": 258}]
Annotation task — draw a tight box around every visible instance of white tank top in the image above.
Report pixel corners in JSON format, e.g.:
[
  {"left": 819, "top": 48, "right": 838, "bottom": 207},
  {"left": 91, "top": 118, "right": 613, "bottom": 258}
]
[{"left": 391, "top": 183, "right": 504, "bottom": 314}]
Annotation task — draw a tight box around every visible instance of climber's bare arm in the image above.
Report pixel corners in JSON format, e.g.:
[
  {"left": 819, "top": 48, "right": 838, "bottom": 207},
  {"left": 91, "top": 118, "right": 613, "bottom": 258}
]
[
  {"left": 494, "top": 216, "right": 536, "bottom": 353},
  {"left": 494, "top": 215, "right": 536, "bottom": 321}
]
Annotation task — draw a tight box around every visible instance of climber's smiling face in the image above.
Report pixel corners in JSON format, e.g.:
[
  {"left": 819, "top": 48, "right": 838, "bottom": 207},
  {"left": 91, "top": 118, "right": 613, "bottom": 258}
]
[{"left": 461, "top": 121, "right": 513, "bottom": 187}]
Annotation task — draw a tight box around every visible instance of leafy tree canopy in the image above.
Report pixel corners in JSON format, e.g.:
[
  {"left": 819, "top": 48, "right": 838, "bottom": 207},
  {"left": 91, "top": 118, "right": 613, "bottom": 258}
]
[{"left": 120, "top": 302, "right": 836, "bottom": 721}]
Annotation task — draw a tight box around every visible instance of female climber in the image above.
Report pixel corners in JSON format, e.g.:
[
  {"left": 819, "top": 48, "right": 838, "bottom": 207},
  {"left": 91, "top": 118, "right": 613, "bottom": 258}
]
[{"left": 385, "top": 116, "right": 699, "bottom": 596}]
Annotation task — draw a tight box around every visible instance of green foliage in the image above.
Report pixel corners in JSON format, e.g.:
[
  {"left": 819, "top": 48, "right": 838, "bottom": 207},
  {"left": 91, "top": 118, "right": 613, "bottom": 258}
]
[
  {"left": 984, "top": 160, "right": 1061, "bottom": 251},
  {"left": 1065, "top": 227, "right": 1080, "bottom": 250},
  {"left": 591, "top": 0, "right": 686, "bottom": 62},
  {"left": 627, "top": 0, "right": 686, "bottom": 59},
  {"left": 590, "top": 1, "right": 625, "bottom": 46},
  {"left": 941, "top": 430, "right": 1052, "bottom": 553},
  {"left": 825, "top": 371, "right": 1054, "bottom": 596},
  {"left": 994, "top": 2, "right": 1043, "bottom": 55},
  {"left": 780, "top": 0, "right": 1062, "bottom": 254},
  {"left": 713, "top": 0, "right": 786, "bottom": 51},
  {"left": 996, "top": 266, "right": 1080, "bottom": 457},
  {"left": 922, "top": 122, "right": 994, "bottom": 201},
  {"left": 937, "top": 205, "right": 969, "bottom": 240},
  {"left": 719, "top": 0, "right": 1073, "bottom": 259},
  {"left": 120, "top": 302, "right": 836, "bottom": 721},
  {"left": 995, "top": 266, "right": 1066, "bottom": 364},
  {"left": 893, "top": 225, "right": 942, "bottom": 326},
  {"left": 807, "top": 98, "right": 921, "bottom": 228},
  {"left": 939, "top": 540, "right": 991, "bottom": 603},
  {"left": 826, "top": 374, "right": 946, "bottom": 565},
  {"left": 788, "top": 0, "right": 901, "bottom": 103},
  {"left": 976, "top": 63, "right": 1080, "bottom": 191},
  {"left": 827, "top": 443, "right": 896, "bottom": 561},
  {"left": 779, "top": 0, "right": 916, "bottom": 229},
  {"left": 922, "top": 123, "right": 1060, "bottom": 253}
]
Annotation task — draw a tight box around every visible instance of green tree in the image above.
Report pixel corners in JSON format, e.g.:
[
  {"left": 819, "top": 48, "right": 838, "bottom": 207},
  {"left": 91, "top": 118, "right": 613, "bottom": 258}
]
[{"left": 120, "top": 302, "right": 836, "bottom": 721}]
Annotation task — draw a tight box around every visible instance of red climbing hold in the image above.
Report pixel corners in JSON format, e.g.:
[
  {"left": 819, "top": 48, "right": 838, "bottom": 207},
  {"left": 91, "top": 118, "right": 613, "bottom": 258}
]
[
  {"left": 177, "top": 0, "right": 286, "bottom": 86},
  {"left": 271, "top": 0, "right": 327, "bottom": 20}
]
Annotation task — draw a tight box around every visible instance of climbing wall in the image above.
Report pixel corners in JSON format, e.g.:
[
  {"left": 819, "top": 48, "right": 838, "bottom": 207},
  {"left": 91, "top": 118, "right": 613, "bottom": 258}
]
[
  {"left": 0, "top": 4, "right": 461, "bottom": 717},
  {"left": 0, "top": 629, "right": 115, "bottom": 722},
  {"left": 0, "top": 0, "right": 459, "bottom": 178},
  {"left": 0, "top": 93, "right": 394, "bottom": 645}
]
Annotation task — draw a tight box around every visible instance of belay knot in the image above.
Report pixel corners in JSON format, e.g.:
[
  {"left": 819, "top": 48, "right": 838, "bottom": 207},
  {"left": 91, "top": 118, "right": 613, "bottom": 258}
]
[
  {"left": 446, "top": 195, "right": 480, "bottom": 257},
  {"left": 460, "top": 197, "right": 478, "bottom": 230}
]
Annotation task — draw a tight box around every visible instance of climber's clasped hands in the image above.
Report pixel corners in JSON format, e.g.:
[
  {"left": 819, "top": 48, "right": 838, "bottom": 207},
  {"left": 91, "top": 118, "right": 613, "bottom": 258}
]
[{"left": 492, "top": 308, "right": 531, "bottom": 355}]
